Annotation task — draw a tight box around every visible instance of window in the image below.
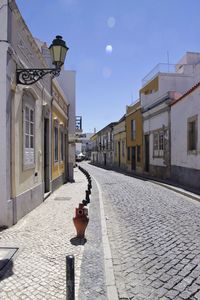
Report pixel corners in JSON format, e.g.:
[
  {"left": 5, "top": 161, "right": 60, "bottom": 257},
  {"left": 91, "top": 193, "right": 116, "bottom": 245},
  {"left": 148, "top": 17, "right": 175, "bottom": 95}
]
[
  {"left": 188, "top": 115, "right": 198, "bottom": 152},
  {"left": 153, "top": 131, "right": 165, "bottom": 157},
  {"left": 23, "top": 97, "right": 35, "bottom": 168},
  {"left": 131, "top": 119, "right": 136, "bottom": 140},
  {"left": 160, "top": 132, "right": 164, "bottom": 150},
  {"left": 60, "top": 129, "right": 64, "bottom": 161},
  {"left": 127, "top": 147, "right": 130, "bottom": 161},
  {"left": 153, "top": 132, "right": 159, "bottom": 151},
  {"left": 54, "top": 125, "right": 58, "bottom": 162},
  {"left": 137, "top": 145, "right": 141, "bottom": 162}
]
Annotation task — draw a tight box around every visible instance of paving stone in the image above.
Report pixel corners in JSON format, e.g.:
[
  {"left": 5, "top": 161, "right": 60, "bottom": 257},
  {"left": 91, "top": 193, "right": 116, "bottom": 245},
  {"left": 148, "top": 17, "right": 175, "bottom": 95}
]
[
  {"left": 151, "top": 279, "right": 164, "bottom": 289},
  {"left": 160, "top": 273, "right": 171, "bottom": 283},
  {"left": 173, "top": 280, "right": 189, "bottom": 292},
  {"left": 165, "top": 289, "right": 180, "bottom": 299},
  {"left": 179, "top": 290, "right": 194, "bottom": 299}
]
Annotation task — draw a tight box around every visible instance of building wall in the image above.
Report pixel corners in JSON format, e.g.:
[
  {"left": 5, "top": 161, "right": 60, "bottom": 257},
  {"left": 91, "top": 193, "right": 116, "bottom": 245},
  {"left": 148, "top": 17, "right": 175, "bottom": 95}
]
[
  {"left": 58, "top": 71, "right": 76, "bottom": 181},
  {"left": 52, "top": 108, "right": 65, "bottom": 180},
  {"left": 140, "top": 77, "right": 159, "bottom": 96},
  {"left": 113, "top": 121, "right": 127, "bottom": 169},
  {"left": 2, "top": 1, "right": 52, "bottom": 225},
  {"left": 90, "top": 124, "right": 116, "bottom": 167},
  {"left": 141, "top": 74, "right": 193, "bottom": 110},
  {"left": 143, "top": 104, "right": 170, "bottom": 178},
  {"left": 171, "top": 87, "right": 200, "bottom": 189},
  {"left": 143, "top": 103, "right": 169, "bottom": 168},
  {"left": 126, "top": 102, "right": 143, "bottom": 173},
  {"left": 13, "top": 87, "right": 43, "bottom": 195},
  {"left": 91, "top": 134, "right": 98, "bottom": 163},
  {"left": 51, "top": 81, "right": 69, "bottom": 190},
  {"left": 0, "top": 0, "right": 11, "bottom": 226}
]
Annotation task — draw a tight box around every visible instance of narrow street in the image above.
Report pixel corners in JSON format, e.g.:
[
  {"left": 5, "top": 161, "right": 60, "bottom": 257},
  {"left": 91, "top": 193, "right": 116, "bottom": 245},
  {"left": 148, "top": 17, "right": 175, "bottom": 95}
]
[
  {"left": 83, "top": 162, "right": 200, "bottom": 300},
  {"left": 0, "top": 163, "right": 200, "bottom": 300}
]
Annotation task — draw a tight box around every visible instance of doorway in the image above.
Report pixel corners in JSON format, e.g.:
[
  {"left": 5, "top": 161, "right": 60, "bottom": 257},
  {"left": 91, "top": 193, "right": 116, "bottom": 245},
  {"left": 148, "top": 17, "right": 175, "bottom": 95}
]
[
  {"left": 144, "top": 135, "right": 149, "bottom": 172},
  {"left": 131, "top": 146, "right": 136, "bottom": 170},
  {"left": 64, "top": 132, "right": 68, "bottom": 183},
  {"left": 118, "top": 141, "right": 121, "bottom": 167},
  {"left": 44, "top": 118, "right": 50, "bottom": 193},
  {"left": 104, "top": 153, "right": 107, "bottom": 166}
]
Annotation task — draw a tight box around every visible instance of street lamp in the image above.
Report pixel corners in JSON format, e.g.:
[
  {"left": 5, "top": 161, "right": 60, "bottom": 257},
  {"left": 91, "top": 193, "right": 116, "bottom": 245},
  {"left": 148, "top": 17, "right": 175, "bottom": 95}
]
[{"left": 16, "top": 35, "right": 69, "bottom": 85}]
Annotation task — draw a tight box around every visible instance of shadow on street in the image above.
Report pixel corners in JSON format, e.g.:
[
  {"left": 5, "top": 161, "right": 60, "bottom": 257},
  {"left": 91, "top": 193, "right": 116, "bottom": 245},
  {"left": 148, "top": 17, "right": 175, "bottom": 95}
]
[
  {"left": 0, "top": 259, "right": 14, "bottom": 281},
  {"left": 70, "top": 237, "right": 87, "bottom": 246}
]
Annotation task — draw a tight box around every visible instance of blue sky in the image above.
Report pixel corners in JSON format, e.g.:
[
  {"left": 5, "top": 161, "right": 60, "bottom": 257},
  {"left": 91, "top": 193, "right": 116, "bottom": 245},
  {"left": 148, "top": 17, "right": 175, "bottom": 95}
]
[{"left": 16, "top": 0, "right": 200, "bottom": 132}]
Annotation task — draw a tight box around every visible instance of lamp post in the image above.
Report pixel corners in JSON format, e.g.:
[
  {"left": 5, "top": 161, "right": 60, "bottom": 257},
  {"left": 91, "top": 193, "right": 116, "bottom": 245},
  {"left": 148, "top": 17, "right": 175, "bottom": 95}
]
[{"left": 16, "top": 35, "right": 68, "bottom": 85}]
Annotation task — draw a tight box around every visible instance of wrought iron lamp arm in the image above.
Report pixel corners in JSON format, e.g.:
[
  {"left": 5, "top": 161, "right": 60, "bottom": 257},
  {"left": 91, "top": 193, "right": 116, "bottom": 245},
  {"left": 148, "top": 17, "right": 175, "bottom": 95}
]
[{"left": 16, "top": 67, "right": 61, "bottom": 85}]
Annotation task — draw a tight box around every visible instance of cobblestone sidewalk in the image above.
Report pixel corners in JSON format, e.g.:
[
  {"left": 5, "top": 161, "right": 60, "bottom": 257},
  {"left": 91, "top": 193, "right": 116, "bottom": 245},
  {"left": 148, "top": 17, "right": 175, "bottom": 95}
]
[
  {"left": 78, "top": 171, "right": 107, "bottom": 300},
  {"left": 0, "top": 168, "right": 89, "bottom": 300}
]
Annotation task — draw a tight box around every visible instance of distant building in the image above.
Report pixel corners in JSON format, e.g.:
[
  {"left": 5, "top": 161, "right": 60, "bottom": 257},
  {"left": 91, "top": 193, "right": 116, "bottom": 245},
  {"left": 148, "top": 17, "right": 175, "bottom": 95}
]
[
  {"left": 58, "top": 71, "right": 76, "bottom": 181},
  {"left": 125, "top": 101, "right": 143, "bottom": 173},
  {"left": 91, "top": 122, "right": 117, "bottom": 167},
  {"left": 76, "top": 133, "right": 94, "bottom": 158},
  {"left": 75, "top": 116, "right": 82, "bottom": 132}
]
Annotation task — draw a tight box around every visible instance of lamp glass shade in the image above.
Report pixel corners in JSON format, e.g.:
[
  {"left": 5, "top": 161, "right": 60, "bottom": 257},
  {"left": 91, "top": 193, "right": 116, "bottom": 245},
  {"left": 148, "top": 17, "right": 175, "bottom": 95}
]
[
  {"left": 49, "top": 36, "right": 68, "bottom": 68},
  {"left": 60, "top": 47, "right": 67, "bottom": 64}
]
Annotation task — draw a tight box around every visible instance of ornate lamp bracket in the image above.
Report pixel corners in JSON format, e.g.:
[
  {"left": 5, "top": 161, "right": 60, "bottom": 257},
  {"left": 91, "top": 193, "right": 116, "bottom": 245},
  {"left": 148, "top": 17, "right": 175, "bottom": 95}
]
[{"left": 16, "top": 68, "right": 61, "bottom": 85}]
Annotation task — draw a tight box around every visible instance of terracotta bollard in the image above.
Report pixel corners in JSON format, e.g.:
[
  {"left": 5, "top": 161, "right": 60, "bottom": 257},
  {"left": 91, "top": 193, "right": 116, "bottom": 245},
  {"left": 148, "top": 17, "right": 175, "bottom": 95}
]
[{"left": 73, "top": 203, "right": 89, "bottom": 238}]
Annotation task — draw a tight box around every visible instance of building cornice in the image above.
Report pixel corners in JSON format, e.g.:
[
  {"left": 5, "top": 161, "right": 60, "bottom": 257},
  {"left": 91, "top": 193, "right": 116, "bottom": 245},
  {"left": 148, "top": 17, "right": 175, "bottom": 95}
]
[{"left": 9, "top": 0, "right": 48, "bottom": 68}]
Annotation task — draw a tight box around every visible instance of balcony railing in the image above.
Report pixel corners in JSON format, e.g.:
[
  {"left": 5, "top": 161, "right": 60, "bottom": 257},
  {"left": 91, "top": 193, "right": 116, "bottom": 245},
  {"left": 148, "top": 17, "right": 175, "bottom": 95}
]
[{"left": 142, "top": 63, "right": 181, "bottom": 86}]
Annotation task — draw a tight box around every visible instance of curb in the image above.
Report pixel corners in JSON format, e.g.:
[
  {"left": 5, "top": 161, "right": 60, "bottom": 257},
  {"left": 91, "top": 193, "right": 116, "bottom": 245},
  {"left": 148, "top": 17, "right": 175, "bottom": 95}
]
[
  {"left": 149, "top": 180, "right": 200, "bottom": 202},
  {"left": 89, "top": 163, "right": 200, "bottom": 203},
  {"left": 92, "top": 176, "right": 119, "bottom": 300}
]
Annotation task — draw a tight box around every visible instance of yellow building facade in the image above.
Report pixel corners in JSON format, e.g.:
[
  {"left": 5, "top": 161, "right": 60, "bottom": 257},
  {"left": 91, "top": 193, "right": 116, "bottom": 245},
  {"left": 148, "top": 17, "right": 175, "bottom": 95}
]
[
  {"left": 51, "top": 81, "right": 69, "bottom": 191},
  {"left": 140, "top": 76, "right": 159, "bottom": 96},
  {"left": 113, "top": 117, "right": 127, "bottom": 169},
  {"left": 126, "top": 101, "right": 143, "bottom": 173}
]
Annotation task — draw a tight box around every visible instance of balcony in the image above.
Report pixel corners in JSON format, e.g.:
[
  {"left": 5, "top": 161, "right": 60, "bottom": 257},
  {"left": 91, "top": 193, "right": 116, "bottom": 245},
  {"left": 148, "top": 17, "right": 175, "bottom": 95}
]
[{"left": 142, "top": 63, "right": 185, "bottom": 86}]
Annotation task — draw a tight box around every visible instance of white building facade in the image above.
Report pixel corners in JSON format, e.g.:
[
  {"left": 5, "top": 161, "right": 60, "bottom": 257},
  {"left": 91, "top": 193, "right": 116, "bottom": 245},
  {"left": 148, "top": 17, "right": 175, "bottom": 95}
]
[
  {"left": 0, "top": 1, "right": 76, "bottom": 227},
  {"left": 0, "top": 0, "right": 52, "bottom": 226},
  {"left": 91, "top": 123, "right": 117, "bottom": 167},
  {"left": 171, "top": 83, "right": 200, "bottom": 190},
  {"left": 142, "top": 92, "right": 180, "bottom": 178},
  {"left": 141, "top": 52, "right": 200, "bottom": 179},
  {"left": 58, "top": 70, "right": 76, "bottom": 182}
]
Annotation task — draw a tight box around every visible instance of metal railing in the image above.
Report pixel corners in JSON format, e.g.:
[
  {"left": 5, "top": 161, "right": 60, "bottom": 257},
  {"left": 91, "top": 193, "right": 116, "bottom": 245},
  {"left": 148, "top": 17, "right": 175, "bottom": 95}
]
[{"left": 142, "top": 63, "right": 181, "bottom": 86}]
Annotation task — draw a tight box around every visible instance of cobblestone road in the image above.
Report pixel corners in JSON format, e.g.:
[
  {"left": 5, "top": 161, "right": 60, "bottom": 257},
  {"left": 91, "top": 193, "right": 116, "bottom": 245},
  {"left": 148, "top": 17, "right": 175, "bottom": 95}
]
[
  {"left": 83, "top": 163, "right": 200, "bottom": 300},
  {"left": 0, "top": 169, "right": 88, "bottom": 300}
]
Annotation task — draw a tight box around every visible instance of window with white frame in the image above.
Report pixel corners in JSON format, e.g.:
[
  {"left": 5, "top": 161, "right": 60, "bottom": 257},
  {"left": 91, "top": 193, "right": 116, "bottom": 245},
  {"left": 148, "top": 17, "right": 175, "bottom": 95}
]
[
  {"left": 153, "top": 131, "right": 164, "bottom": 157},
  {"left": 23, "top": 94, "right": 35, "bottom": 169},
  {"left": 54, "top": 122, "right": 59, "bottom": 162},
  {"left": 60, "top": 128, "right": 64, "bottom": 161},
  {"left": 131, "top": 119, "right": 136, "bottom": 140}
]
